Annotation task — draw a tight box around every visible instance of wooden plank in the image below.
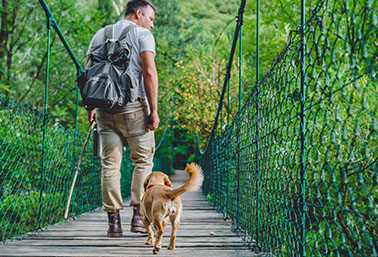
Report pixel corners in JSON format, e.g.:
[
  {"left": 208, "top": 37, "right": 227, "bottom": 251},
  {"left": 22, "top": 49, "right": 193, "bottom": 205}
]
[
  {"left": 5, "top": 237, "right": 245, "bottom": 245},
  {"left": 22, "top": 231, "right": 238, "bottom": 238},
  {"left": 0, "top": 247, "right": 260, "bottom": 257},
  {"left": 2, "top": 240, "right": 246, "bottom": 247},
  {"left": 21, "top": 226, "right": 236, "bottom": 237},
  {"left": 38, "top": 225, "right": 233, "bottom": 232}
]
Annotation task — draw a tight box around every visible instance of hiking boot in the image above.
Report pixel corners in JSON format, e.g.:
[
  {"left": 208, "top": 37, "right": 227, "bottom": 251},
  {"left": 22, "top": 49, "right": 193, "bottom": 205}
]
[
  {"left": 130, "top": 205, "right": 147, "bottom": 233},
  {"left": 107, "top": 210, "right": 123, "bottom": 237}
]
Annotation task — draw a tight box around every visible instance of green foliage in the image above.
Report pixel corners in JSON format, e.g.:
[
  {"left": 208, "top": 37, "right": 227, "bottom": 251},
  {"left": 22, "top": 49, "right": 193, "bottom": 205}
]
[
  {"left": 97, "top": 0, "right": 116, "bottom": 27},
  {"left": 0, "top": 0, "right": 97, "bottom": 131},
  {"left": 0, "top": 0, "right": 244, "bottom": 167}
]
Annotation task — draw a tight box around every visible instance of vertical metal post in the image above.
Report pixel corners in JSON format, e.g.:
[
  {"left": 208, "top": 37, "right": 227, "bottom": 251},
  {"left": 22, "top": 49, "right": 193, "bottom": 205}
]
[
  {"left": 38, "top": 16, "right": 52, "bottom": 230},
  {"left": 237, "top": 25, "right": 243, "bottom": 224},
  {"left": 239, "top": 23, "right": 242, "bottom": 111},
  {"left": 72, "top": 87, "right": 80, "bottom": 170},
  {"left": 91, "top": 155, "right": 96, "bottom": 209},
  {"left": 235, "top": 2, "right": 245, "bottom": 235},
  {"left": 39, "top": 0, "right": 85, "bottom": 210},
  {"left": 254, "top": 0, "right": 261, "bottom": 251},
  {"left": 220, "top": 103, "right": 223, "bottom": 135},
  {"left": 225, "top": 132, "right": 229, "bottom": 219},
  {"left": 215, "top": 139, "right": 219, "bottom": 208},
  {"left": 227, "top": 79, "right": 230, "bottom": 124},
  {"left": 171, "top": 93, "right": 176, "bottom": 171},
  {"left": 300, "top": 0, "right": 307, "bottom": 255},
  {"left": 235, "top": 114, "right": 241, "bottom": 230},
  {"left": 226, "top": 75, "right": 231, "bottom": 217}
]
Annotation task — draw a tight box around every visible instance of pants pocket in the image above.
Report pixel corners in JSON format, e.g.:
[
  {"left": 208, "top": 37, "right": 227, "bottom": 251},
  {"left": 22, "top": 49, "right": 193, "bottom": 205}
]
[
  {"left": 96, "top": 110, "right": 108, "bottom": 134},
  {"left": 124, "top": 108, "right": 148, "bottom": 137}
]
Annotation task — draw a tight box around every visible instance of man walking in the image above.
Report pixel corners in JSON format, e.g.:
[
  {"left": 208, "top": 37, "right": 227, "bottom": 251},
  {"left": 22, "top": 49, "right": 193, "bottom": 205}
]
[{"left": 85, "top": 0, "right": 159, "bottom": 236}]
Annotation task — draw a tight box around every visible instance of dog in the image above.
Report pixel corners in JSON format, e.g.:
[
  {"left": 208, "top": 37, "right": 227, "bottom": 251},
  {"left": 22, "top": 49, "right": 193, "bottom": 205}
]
[{"left": 140, "top": 162, "right": 204, "bottom": 254}]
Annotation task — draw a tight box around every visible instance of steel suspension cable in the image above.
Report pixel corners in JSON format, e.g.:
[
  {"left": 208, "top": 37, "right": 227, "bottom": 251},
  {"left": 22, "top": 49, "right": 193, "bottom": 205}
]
[{"left": 197, "top": 0, "right": 247, "bottom": 155}]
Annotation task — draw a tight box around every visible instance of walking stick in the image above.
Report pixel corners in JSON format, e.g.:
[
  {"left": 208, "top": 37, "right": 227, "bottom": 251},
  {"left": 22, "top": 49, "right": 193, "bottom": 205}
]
[{"left": 64, "top": 121, "right": 96, "bottom": 219}]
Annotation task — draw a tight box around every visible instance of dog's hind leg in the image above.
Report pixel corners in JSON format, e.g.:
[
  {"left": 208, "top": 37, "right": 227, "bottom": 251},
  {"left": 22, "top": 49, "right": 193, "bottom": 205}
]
[
  {"left": 153, "top": 217, "right": 168, "bottom": 254},
  {"left": 168, "top": 211, "right": 181, "bottom": 250},
  {"left": 142, "top": 217, "right": 154, "bottom": 245}
]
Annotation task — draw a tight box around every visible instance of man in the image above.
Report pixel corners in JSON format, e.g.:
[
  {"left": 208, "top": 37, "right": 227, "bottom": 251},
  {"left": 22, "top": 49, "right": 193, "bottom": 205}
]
[{"left": 85, "top": 0, "right": 159, "bottom": 237}]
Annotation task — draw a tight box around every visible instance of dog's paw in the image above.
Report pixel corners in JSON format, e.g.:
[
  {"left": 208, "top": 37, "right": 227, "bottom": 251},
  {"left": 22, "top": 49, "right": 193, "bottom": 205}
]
[
  {"left": 145, "top": 238, "right": 153, "bottom": 245},
  {"left": 153, "top": 246, "right": 161, "bottom": 254},
  {"left": 167, "top": 245, "right": 175, "bottom": 250}
]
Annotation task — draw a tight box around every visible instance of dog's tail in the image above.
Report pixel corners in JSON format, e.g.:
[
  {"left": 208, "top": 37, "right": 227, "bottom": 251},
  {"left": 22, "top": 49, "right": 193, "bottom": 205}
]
[{"left": 166, "top": 163, "right": 204, "bottom": 199}]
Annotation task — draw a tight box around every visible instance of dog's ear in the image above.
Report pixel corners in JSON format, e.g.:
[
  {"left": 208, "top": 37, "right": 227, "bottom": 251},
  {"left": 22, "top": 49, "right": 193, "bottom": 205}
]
[
  {"left": 164, "top": 175, "right": 172, "bottom": 187},
  {"left": 144, "top": 173, "right": 152, "bottom": 191}
]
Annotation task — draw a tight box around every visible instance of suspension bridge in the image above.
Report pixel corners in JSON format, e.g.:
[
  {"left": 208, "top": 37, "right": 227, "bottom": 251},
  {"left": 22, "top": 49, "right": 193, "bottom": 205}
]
[{"left": 0, "top": 0, "right": 377, "bottom": 256}]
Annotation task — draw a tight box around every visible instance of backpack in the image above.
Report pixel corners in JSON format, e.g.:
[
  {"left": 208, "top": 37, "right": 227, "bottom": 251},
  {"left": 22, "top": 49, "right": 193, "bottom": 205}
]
[{"left": 77, "top": 24, "right": 139, "bottom": 109}]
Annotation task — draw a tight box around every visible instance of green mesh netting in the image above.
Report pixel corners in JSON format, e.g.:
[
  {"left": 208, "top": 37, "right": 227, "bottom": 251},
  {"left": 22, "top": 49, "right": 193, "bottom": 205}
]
[
  {"left": 0, "top": 95, "right": 137, "bottom": 241},
  {"left": 201, "top": 0, "right": 378, "bottom": 255}
]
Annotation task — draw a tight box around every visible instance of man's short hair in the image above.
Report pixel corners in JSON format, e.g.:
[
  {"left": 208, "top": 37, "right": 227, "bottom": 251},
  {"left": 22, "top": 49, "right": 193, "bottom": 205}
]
[{"left": 125, "top": 0, "right": 156, "bottom": 17}]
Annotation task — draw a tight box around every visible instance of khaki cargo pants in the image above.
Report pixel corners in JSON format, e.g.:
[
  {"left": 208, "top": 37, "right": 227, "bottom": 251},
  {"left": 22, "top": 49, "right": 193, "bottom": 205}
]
[{"left": 96, "top": 100, "right": 155, "bottom": 211}]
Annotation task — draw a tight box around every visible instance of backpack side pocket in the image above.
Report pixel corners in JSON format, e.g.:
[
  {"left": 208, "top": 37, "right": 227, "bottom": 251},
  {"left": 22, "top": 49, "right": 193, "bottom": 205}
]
[{"left": 83, "top": 73, "right": 118, "bottom": 109}]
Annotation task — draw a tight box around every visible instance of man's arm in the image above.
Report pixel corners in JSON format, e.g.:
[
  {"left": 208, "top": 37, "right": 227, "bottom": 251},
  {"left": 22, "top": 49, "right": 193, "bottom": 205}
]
[
  {"left": 141, "top": 51, "right": 159, "bottom": 130},
  {"left": 85, "top": 55, "right": 96, "bottom": 124}
]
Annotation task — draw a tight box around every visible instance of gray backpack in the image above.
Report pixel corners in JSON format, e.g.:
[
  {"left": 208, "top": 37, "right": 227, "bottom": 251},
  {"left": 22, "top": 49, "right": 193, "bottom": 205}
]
[{"left": 78, "top": 24, "right": 139, "bottom": 109}]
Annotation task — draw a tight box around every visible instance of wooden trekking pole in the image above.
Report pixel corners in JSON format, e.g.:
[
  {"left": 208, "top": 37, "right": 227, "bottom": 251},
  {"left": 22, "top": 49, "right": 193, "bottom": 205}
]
[{"left": 64, "top": 121, "right": 96, "bottom": 219}]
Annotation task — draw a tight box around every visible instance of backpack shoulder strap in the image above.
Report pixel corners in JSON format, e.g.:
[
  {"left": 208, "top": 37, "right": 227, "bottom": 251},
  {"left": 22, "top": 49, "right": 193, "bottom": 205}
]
[
  {"left": 103, "top": 25, "right": 113, "bottom": 41},
  {"left": 118, "top": 24, "right": 137, "bottom": 41}
]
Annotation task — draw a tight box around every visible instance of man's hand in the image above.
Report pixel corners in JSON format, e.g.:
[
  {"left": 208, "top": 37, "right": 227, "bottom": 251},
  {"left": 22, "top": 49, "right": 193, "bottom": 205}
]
[
  {"left": 88, "top": 109, "right": 96, "bottom": 124},
  {"left": 147, "top": 110, "right": 159, "bottom": 130}
]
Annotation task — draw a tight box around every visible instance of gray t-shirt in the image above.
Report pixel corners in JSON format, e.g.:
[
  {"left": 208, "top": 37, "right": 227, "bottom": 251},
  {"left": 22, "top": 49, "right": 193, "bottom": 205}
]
[{"left": 86, "top": 20, "right": 156, "bottom": 100}]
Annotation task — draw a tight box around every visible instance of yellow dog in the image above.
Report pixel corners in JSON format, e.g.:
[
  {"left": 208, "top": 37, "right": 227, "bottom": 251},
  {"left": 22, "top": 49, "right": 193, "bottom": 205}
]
[{"left": 140, "top": 163, "right": 204, "bottom": 254}]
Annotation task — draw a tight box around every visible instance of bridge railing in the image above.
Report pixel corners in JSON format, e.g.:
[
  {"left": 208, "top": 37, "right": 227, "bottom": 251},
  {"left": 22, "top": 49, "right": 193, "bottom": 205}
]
[
  {"left": 200, "top": 0, "right": 378, "bottom": 256},
  {"left": 0, "top": 0, "right": 168, "bottom": 243},
  {"left": 0, "top": 95, "right": 106, "bottom": 241}
]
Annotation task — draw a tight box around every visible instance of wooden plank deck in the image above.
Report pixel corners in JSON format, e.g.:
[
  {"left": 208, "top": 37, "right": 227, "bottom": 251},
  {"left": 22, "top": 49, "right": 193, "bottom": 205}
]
[{"left": 0, "top": 169, "right": 258, "bottom": 256}]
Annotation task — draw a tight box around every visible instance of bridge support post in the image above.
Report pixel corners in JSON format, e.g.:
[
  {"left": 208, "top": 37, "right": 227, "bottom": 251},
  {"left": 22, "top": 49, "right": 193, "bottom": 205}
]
[
  {"left": 38, "top": 15, "right": 53, "bottom": 231},
  {"left": 300, "top": 0, "right": 307, "bottom": 255},
  {"left": 254, "top": 0, "right": 261, "bottom": 252}
]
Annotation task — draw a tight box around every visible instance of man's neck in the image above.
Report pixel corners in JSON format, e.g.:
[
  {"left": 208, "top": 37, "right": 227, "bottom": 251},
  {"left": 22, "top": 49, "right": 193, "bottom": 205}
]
[{"left": 125, "top": 17, "right": 137, "bottom": 25}]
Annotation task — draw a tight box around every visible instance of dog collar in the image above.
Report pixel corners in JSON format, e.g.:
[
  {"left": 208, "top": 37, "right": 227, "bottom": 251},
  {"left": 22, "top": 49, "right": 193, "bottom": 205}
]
[{"left": 147, "top": 185, "right": 155, "bottom": 191}]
